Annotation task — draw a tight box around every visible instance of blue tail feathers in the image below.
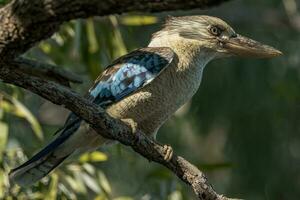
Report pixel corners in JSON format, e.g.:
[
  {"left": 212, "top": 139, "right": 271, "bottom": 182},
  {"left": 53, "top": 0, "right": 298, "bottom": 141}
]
[{"left": 9, "top": 119, "right": 82, "bottom": 186}]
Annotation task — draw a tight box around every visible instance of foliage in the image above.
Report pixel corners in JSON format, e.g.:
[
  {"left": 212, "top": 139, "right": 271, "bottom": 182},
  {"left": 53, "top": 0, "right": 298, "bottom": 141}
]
[
  {"left": 0, "top": 1, "right": 300, "bottom": 200},
  {"left": 0, "top": 0, "right": 9, "bottom": 6}
]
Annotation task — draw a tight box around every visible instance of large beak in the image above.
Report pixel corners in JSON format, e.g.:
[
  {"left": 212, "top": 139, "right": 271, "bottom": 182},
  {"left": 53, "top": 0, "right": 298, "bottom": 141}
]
[{"left": 222, "top": 34, "right": 282, "bottom": 58}]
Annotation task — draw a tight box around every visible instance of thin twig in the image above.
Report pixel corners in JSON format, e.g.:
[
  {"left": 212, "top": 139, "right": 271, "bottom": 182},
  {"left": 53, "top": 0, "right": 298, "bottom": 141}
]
[{"left": 14, "top": 57, "right": 82, "bottom": 87}]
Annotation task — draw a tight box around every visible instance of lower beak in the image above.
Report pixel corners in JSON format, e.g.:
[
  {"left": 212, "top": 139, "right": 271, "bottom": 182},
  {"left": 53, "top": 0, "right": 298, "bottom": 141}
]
[{"left": 223, "top": 34, "right": 282, "bottom": 58}]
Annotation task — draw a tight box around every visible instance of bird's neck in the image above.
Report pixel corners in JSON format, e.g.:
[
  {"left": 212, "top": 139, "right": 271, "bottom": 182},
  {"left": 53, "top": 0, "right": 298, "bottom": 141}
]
[
  {"left": 148, "top": 33, "right": 216, "bottom": 99},
  {"left": 148, "top": 33, "right": 215, "bottom": 71}
]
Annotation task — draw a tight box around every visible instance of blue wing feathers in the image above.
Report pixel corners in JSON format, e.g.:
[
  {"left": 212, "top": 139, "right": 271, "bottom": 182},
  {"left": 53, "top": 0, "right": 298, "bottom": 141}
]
[{"left": 90, "top": 47, "right": 174, "bottom": 105}]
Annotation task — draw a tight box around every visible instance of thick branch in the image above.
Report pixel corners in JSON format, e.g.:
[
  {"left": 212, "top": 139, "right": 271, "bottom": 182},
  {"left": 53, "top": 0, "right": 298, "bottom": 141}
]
[
  {"left": 0, "top": 61, "right": 235, "bottom": 200},
  {"left": 14, "top": 57, "right": 82, "bottom": 87},
  {"left": 0, "top": 0, "right": 229, "bottom": 60}
]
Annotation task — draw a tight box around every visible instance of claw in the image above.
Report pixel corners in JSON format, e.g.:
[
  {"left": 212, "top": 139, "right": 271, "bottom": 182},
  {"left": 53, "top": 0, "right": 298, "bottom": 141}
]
[
  {"left": 163, "top": 144, "right": 173, "bottom": 162},
  {"left": 121, "top": 118, "right": 137, "bottom": 133}
]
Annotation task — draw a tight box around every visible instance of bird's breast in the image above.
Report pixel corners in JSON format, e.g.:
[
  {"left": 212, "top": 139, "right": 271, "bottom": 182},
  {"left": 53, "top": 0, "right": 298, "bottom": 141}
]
[{"left": 106, "top": 61, "right": 204, "bottom": 135}]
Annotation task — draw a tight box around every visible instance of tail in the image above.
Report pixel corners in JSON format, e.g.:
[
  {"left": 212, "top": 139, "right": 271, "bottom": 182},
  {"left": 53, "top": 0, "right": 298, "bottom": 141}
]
[{"left": 9, "top": 121, "right": 81, "bottom": 187}]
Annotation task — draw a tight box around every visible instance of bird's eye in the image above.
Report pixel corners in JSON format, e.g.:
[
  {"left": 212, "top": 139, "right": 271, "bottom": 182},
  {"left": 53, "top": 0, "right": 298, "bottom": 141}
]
[{"left": 209, "top": 26, "right": 222, "bottom": 36}]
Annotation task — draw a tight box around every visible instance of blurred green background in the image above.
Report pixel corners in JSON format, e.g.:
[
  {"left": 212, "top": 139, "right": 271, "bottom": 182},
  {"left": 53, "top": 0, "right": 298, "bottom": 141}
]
[{"left": 0, "top": 0, "right": 300, "bottom": 199}]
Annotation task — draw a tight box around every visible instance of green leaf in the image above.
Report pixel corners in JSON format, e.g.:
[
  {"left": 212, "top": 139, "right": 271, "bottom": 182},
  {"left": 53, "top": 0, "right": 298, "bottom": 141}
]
[
  {"left": 39, "top": 42, "right": 52, "bottom": 54},
  {"left": 0, "top": 92, "right": 43, "bottom": 140},
  {"left": 94, "top": 194, "right": 107, "bottom": 200},
  {"left": 73, "top": 171, "right": 87, "bottom": 194},
  {"left": 64, "top": 175, "right": 85, "bottom": 193},
  {"left": 79, "top": 151, "right": 108, "bottom": 163},
  {"left": 86, "top": 19, "right": 99, "bottom": 53},
  {"left": 168, "top": 191, "right": 183, "bottom": 200},
  {"left": 73, "top": 20, "right": 83, "bottom": 60},
  {"left": 120, "top": 15, "right": 158, "bottom": 26},
  {"left": 57, "top": 183, "right": 76, "bottom": 200},
  {"left": 0, "top": 170, "right": 6, "bottom": 199},
  {"left": 113, "top": 197, "right": 134, "bottom": 200},
  {"left": 0, "top": 122, "right": 8, "bottom": 161},
  {"left": 109, "top": 16, "right": 127, "bottom": 58},
  {"left": 0, "top": 0, "right": 10, "bottom": 6},
  {"left": 168, "top": 191, "right": 182, "bottom": 200},
  {"left": 98, "top": 171, "right": 112, "bottom": 195},
  {"left": 45, "top": 173, "right": 58, "bottom": 200},
  {"left": 82, "top": 163, "right": 96, "bottom": 175},
  {"left": 81, "top": 172, "right": 101, "bottom": 193}
]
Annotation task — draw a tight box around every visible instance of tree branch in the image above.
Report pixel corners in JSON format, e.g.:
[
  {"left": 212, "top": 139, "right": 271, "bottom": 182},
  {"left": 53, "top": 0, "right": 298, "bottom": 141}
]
[
  {"left": 14, "top": 57, "right": 82, "bottom": 87},
  {"left": 0, "top": 0, "right": 229, "bottom": 60},
  {"left": 0, "top": 61, "right": 236, "bottom": 200}
]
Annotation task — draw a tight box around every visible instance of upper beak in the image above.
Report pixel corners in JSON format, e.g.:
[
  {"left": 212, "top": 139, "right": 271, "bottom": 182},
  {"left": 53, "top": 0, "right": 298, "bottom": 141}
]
[{"left": 222, "top": 34, "right": 283, "bottom": 58}]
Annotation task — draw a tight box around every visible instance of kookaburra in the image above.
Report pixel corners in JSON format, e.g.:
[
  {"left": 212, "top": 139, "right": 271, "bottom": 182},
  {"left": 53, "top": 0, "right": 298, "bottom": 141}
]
[{"left": 9, "top": 15, "right": 282, "bottom": 186}]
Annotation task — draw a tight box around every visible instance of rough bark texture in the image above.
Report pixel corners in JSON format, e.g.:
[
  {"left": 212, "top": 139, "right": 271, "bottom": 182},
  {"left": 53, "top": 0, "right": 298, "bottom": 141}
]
[
  {"left": 0, "top": 0, "right": 228, "bottom": 60},
  {"left": 0, "top": 0, "right": 236, "bottom": 199}
]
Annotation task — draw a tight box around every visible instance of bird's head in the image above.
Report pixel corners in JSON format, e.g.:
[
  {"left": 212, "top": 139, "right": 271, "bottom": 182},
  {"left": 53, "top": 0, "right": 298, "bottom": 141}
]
[{"left": 152, "top": 15, "right": 282, "bottom": 59}]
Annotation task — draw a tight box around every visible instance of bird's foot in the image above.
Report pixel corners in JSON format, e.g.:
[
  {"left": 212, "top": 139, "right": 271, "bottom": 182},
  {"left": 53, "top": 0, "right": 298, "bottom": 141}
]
[
  {"left": 163, "top": 144, "right": 173, "bottom": 162},
  {"left": 121, "top": 118, "right": 137, "bottom": 134}
]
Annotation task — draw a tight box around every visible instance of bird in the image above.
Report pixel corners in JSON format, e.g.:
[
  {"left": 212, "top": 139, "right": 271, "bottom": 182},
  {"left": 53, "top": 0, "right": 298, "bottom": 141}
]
[{"left": 9, "top": 15, "right": 282, "bottom": 186}]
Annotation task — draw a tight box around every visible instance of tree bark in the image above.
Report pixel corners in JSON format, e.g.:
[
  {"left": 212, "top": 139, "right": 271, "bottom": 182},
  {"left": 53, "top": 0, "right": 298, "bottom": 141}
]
[
  {"left": 0, "top": 0, "right": 229, "bottom": 59},
  {"left": 0, "top": 0, "right": 236, "bottom": 199}
]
